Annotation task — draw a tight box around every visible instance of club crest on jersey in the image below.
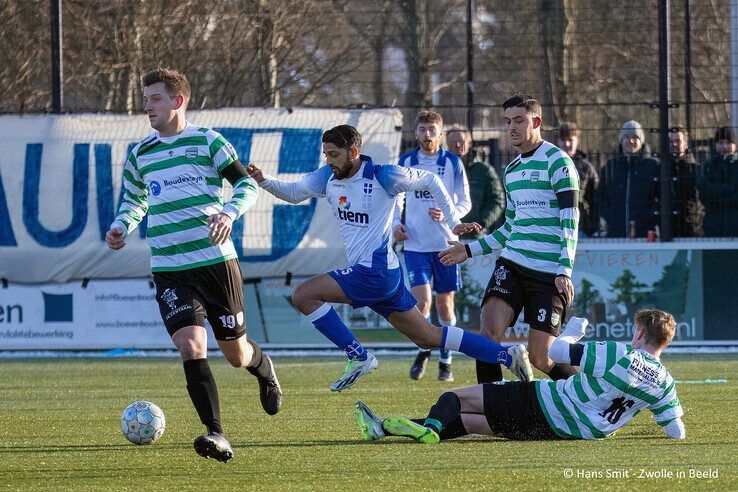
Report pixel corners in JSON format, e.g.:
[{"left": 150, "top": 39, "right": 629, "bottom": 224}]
[
  {"left": 161, "top": 288, "right": 178, "bottom": 309},
  {"left": 185, "top": 147, "right": 198, "bottom": 160},
  {"left": 363, "top": 183, "right": 373, "bottom": 194},
  {"left": 494, "top": 265, "right": 508, "bottom": 286},
  {"left": 530, "top": 171, "right": 540, "bottom": 183}
]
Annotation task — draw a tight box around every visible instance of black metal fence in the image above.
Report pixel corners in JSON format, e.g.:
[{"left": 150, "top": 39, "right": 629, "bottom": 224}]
[{"left": 2, "top": 0, "right": 738, "bottom": 238}]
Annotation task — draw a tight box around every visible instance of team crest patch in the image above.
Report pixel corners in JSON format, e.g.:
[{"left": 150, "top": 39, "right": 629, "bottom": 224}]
[
  {"left": 530, "top": 171, "right": 540, "bottom": 183},
  {"left": 494, "top": 265, "right": 508, "bottom": 286},
  {"left": 551, "top": 312, "right": 560, "bottom": 327},
  {"left": 185, "top": 147, "right": 198, "bottom": 160},
  {"left": 236, "top": 311, "right": 244, "bottom": 325},
  {"left": 161, "top": 288, "right": 178, "bottom": 309}
]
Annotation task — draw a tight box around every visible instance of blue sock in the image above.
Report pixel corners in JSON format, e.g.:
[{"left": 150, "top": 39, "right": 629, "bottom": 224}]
[
  {"left": 307, "top": 303, "right": 367, "bottom": 361},
  {"left": 441, "top": 326, "right": 511, "bottom": 366}
]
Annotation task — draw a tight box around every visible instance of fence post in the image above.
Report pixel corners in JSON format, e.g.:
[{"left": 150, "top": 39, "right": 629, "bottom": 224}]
[
  {"left": 658, "top": 0, "right": 673, "bottom": 241},
  {"left": 466, "top": 0, "right": 474, "bottom": 140},
  {"left": 50, "top": 0, "right": 63, "bottom": 114}
]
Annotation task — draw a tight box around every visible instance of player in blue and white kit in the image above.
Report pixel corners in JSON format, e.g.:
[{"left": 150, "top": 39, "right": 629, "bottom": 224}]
[
  {"left": 246, "top": 125, "right": 533, "bottom": 391},
  {"left": 393, "top": 110, "right": 471, "bottom": 382}
]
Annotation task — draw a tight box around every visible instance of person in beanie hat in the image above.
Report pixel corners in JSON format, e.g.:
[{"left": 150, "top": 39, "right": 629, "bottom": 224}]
[
  {"left": 699, "top": 126, "right": 738, "bottom": 236},
  {"left": 618, "top": 120, "right": 646, "bottom": 145},
  {"left": 596, "top": 120, "right": 661, "bottom": 237}
]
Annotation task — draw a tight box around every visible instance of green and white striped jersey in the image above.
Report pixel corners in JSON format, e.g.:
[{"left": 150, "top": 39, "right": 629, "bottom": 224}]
[
  {"left": 111, "top": 123, "right": 258, "bottom": 272},
  {"left": 536, "top": 341, "right": 684, "bottom": 439},
  {"left": 468, "top": 141, "right": 579, "bottom": 277}
]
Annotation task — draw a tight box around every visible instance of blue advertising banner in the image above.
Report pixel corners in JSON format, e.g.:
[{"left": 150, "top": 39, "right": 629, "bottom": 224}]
[{"left": 0, "top": 108, "right": 403, "bottom": 283}]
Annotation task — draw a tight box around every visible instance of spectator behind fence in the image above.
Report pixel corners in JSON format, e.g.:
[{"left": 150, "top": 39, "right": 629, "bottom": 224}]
[
  {"left": 668, "top": 126, "right": 704, "bottom": 237},
  {"left": 596, "top": 120, "right": 660, "bottom": 238},
  {"left": 699, "top": 127, "right": 738, "bottom": 237},
  {"left": 446, "top": 124, "right": 504, "bottom": 240},
  {"left": 556, "top": 122, "right": 600, "bottom": 237}
]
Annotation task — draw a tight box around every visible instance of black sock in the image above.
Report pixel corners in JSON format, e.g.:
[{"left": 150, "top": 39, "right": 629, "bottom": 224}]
[
  {"left": 411, "top": 416, "right": 467, "bottom": 440},
  {"left": 438, "top": 415, "right": 468, "bottom": 440},
  {"left": 245, "top": 339, "right": 270, "bottom": 379},
  {"left": 476, "top": 360, "right": 503, "bottom": 384},
  {"left": 183, "top": 358, "right": 222, "bottom": 434},
  {"left": 547, "top": 363, "right": 578, "bottom": 380},
  {"left": 423, "top": 391, "right": 461, "bottom": 434}
]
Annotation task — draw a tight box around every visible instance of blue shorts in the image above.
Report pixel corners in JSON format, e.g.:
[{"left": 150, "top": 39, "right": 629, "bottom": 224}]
[
  {"left": 327, "top": 264, "right": 417, "bottom": 319},
  {"left": 404, "top": 251, "right": 462, "bottom": 293}
]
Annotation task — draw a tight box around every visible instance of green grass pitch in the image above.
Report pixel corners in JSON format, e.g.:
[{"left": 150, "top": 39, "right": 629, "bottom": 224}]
[{"left": 0, "top": 354, "right": 735, "bottom": 490}]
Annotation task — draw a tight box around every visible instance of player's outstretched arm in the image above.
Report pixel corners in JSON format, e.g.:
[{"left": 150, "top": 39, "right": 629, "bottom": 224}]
[
  {"left": 464, "top": 194, "right": 515, "bottom": 258},
  {"left": 246, "top": 163, "right": 328, "bottom": 204}
]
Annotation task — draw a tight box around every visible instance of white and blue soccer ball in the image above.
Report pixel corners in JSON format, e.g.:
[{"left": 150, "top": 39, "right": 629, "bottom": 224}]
[{"left": 121, "top": 401, "right": 166, "bottom": 445}]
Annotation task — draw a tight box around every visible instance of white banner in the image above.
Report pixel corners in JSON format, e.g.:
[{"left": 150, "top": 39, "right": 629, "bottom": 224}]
[
  {"left": 0, "top": 108, "right": 403, "bottom": 283},
  {"left": 0, "top": 279, "right": 214, "bottom": 349}
]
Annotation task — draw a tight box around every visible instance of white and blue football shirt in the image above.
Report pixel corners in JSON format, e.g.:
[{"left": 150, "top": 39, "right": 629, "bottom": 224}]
[
  {"left": 393, "top": 147, "right": 471, "bottom": 252},
  {"left": 260, "top": 155, "right": 461, "bottom": 270}
]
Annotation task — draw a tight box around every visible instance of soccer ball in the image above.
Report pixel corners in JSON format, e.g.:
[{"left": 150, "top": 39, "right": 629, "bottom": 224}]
[{"left": 121, "top": 401, "right": 166, "bottom": 445}]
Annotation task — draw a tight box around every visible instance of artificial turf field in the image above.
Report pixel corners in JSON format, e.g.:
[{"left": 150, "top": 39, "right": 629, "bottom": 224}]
[{"left": 0, "top": 354, "right": 735, "bottom": 491}]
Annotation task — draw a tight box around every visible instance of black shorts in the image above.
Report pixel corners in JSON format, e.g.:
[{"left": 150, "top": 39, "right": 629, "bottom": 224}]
[
  {"left": 152, "top": 258, "right": 246, "bottom": 341},
  {"left": 482, "top": 257, "right": 566, "bottom": 335},
  {"left": 482, "top": 381, "right": 561, "bottom": 440}
]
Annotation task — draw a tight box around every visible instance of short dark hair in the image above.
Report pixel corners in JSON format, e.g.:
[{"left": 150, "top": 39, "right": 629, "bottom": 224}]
[
  {"left": 557, "top": 122, "right": 580, "bottom": 140},
  {"left": 502, "top": 93, "right": 541, "bottom": 116},
  {"left": 634, "top": 308, "right": 676, "bottom": 347},
  {"left": 414, "top": 110, "right": 443, "bottom": 129},
  {"left": 322, "top": 124, "right": 362, "bottom": 150},
  {"left": 143, "top": 68, "right": 191, "bottom": 101},
  {"left": 669, "top": 125, "right": 688, "bottom": 137},
  {"left": 715, "top": 126, "right": 736, "bottom": 144}
]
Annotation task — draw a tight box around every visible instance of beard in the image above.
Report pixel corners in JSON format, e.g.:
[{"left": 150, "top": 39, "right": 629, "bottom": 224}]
[{"left": 333, "top": 164, "right": 351, "bottom": 179}]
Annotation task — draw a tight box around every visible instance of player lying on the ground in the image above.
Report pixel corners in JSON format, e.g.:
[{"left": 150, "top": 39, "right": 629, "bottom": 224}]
[
  {"left": 355, "top": 308, "right": 685, "bottom": 443},
  {"left": 246, "top": 124, "right": 533, "bottom": 391}
]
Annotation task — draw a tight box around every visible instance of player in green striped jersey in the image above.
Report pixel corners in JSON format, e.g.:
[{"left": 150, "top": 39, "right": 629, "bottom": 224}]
[
  {"left": 440, "top": 94, "right": 580, "bottom": 384},
  {"left": 105, "top": 68, "right": 282, "bottom": 462},
  {"left": 354, "top": 308, "right": 685, "bottom": 443}
]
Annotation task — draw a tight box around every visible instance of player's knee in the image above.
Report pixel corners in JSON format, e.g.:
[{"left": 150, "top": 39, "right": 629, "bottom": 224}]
[
  {"left": 416, "top": 301, "right": 431, "bottom": 316},
  {"left": 177, "top": 341, "right": 206, "bottom": 360},
  {"left": 434, "top": 390, "right": 462, "bottom": 415},
  {"left": 291, "top": 284, "right": 310, "bottom": 311}
]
